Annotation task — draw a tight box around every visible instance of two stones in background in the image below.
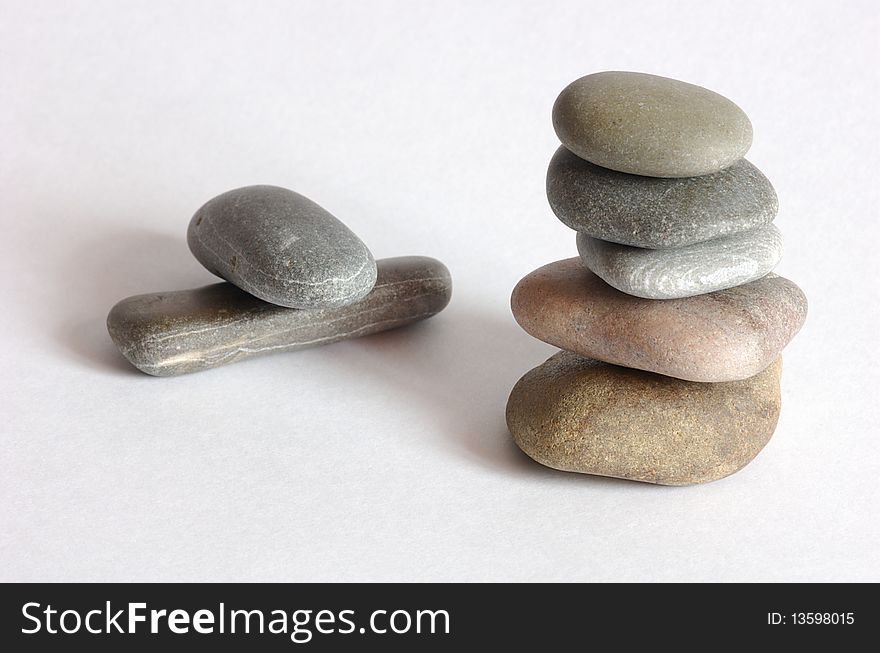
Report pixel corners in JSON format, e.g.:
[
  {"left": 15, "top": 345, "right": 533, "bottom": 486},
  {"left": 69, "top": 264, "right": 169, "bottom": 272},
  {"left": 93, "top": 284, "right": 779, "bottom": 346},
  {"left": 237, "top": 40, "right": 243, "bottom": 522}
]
[
  {"left": 108, "top": 185, "right": 451, "bottom": 376},
  {"left": 507, "top": 71, "right": 808, "bottom": 485}
]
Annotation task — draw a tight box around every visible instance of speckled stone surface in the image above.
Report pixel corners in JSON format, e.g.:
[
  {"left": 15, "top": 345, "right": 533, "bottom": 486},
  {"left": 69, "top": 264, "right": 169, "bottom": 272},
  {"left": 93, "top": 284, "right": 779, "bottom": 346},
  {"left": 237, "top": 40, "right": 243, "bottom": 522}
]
[
  {"left": 507, "top": 351, "right": 781, "bottom": 486},
  {"left": 546, "top": 146, "right": 777, "bottom": 248},
  {"left": 107, "top": 256, "right": 451, "bottom": 376},
  {"left": 552, "top": 71, "right": 753, "bottom": 178},
  {"left": 510, "top": 258, "right": 807, "bottom": 382},
  {"left": 577, "top": 224, "right": 783, "bottom": 299},
  {"left": 188, "top": 185, "right": 377, "bottom": 309}
]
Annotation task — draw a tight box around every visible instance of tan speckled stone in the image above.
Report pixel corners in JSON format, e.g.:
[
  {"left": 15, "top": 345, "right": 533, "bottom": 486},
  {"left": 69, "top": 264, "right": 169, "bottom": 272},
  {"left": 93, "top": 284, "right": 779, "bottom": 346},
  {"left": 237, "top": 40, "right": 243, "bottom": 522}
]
[
  {"left": 510, "top": 258, "right": 807, "bottom": 382},
  {"left": 506, "top": 351, "right": 781, "bottom": 485}
]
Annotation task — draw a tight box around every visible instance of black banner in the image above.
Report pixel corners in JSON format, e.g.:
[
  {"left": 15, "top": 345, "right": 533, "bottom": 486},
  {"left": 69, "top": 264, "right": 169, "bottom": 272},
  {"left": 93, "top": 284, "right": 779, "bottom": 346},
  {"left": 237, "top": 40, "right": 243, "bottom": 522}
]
[{"left": 0, "top": 583, "right": 871, "bottom": 649}]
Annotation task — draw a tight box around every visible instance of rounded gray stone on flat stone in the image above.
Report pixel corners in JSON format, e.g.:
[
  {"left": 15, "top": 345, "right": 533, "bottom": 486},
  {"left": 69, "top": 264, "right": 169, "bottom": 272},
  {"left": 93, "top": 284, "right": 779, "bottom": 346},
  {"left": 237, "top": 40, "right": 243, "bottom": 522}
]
[
  {"left": 577, "top": 224, "right": 784, "bottom": 299},
  {"left": 187, "top": 185, "right": 377, "bottom": 309},
  {"left": 107, "top": 256, "right": 452, "bottom": 376},
  {"left": 552, "top": 71, "right": 753, "bottom": 177},
  {"left": 547, "top": 146, "right": 778, "bottom": 249}
]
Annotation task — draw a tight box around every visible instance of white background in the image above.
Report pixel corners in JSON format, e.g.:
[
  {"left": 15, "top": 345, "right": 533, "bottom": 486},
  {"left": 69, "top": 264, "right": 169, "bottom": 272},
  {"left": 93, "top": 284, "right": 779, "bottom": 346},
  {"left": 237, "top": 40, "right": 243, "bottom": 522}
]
[{"left": 2, "top": 0, "right": 878, "bottom": 582}]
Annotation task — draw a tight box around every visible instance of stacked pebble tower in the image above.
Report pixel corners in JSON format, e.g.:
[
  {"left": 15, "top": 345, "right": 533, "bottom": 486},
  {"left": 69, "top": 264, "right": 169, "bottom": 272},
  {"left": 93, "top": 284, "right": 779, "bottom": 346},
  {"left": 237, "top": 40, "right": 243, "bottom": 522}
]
[{"left": 506, "top": 72, "right": 807, "bottom": 485}]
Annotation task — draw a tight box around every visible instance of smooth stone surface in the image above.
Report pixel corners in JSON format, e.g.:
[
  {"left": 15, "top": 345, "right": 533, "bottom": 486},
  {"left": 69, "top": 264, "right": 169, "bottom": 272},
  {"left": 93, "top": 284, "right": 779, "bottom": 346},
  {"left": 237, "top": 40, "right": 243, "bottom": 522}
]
[
  {"left": 188, "top": 185, "right": 377, "bottom": 309},
  {"left": 577, "top": 224, "right": 784, "bottom": 299},
  {"left": 108, "top": 256, "right": 451, "bottom": 376},
  {"left": 552, "top": 71, "right": 753, "bottom": 177},
  {"left": 507, "top": 351, "right": 781, "bottom": 486},
  {"left": 510, "top": 258, "right": 807, "bottom": 382},
  {"left": 546, "top": 146, "right": 778, "bottom": 248}
]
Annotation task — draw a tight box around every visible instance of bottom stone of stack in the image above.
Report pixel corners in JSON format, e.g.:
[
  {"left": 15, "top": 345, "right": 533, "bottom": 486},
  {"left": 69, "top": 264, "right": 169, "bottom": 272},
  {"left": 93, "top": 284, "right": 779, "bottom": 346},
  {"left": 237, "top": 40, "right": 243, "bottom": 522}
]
[{"left": 506, "top": 351, "right": 781, "bottom": 486}]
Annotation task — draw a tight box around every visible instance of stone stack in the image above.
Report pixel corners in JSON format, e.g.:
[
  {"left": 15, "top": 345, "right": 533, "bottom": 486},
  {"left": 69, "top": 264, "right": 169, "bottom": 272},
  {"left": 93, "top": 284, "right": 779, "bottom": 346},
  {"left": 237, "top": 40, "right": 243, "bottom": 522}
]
[
  {"left": 108, "top": 185, "right": 452, "bottom": 375},
  {"left": 507, "top": 72, "right": 807, "bottom": 485}
]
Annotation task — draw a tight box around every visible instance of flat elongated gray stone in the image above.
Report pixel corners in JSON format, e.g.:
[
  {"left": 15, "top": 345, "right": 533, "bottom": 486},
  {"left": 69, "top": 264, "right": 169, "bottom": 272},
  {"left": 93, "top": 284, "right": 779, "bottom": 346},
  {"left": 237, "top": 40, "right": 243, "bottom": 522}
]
[
  {"left": 577, "top": 225, "right": 784, "bottom": 299},
  {"left": 188, "top": 185, "right": 377, "bottom": 309},
  {"left": 547, "top": 146, "right": 777, "bottom": 248},
  {"left": 107, "top": 256, "right": 451, "bottom": 376},
  {"left": 552, "top": 71, "right": 753, "bottom": 177}
]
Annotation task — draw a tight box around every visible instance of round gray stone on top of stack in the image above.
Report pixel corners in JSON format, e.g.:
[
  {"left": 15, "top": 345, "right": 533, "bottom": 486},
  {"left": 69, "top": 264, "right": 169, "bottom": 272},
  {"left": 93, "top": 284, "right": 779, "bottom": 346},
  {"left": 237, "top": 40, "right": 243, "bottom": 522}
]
[
  {"left": 546, "top": 146, "right": 778, "bottom": 249},
  {"left": 552, "top": 71, "right": 753, "bottom": 178},
  {"left": 188, "top": 185, "right": 377, "bottom": 309},
  {"left": 577, "top": 224, "right": 783, "bottom": 300}
]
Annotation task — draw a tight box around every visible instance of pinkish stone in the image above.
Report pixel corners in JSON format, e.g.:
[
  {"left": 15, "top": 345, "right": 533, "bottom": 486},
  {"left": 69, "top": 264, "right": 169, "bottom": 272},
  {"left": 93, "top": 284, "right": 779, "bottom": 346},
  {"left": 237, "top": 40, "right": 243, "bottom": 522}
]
[{"left": 510, "top": 258, "right": 806, "bottom": 382}]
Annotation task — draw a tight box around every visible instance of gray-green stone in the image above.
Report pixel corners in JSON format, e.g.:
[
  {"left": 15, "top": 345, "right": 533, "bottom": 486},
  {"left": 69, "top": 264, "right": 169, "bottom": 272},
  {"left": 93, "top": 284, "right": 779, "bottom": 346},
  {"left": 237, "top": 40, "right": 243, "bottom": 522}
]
[
  {"left": 107, "top": 256, "right": 451, "bottom": 376},
  {"left": 577, "top": 225, "right": 784, "bottom": 299},
  {"left": 188, "top": 185, "right": 377, "bottom": 309},
  {"left": 547, "top": 146, "right": 777, "bottom": 248},
  {"left": 552, "top": 71, "right": 753, "bottom": 177}
]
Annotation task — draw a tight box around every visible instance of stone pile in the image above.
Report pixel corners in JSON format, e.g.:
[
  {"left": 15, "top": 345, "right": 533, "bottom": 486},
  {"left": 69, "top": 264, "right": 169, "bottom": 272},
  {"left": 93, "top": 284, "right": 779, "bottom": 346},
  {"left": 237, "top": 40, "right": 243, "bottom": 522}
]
[{"left": 507, "top": 72, "right": 807, "bottom": 485}]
